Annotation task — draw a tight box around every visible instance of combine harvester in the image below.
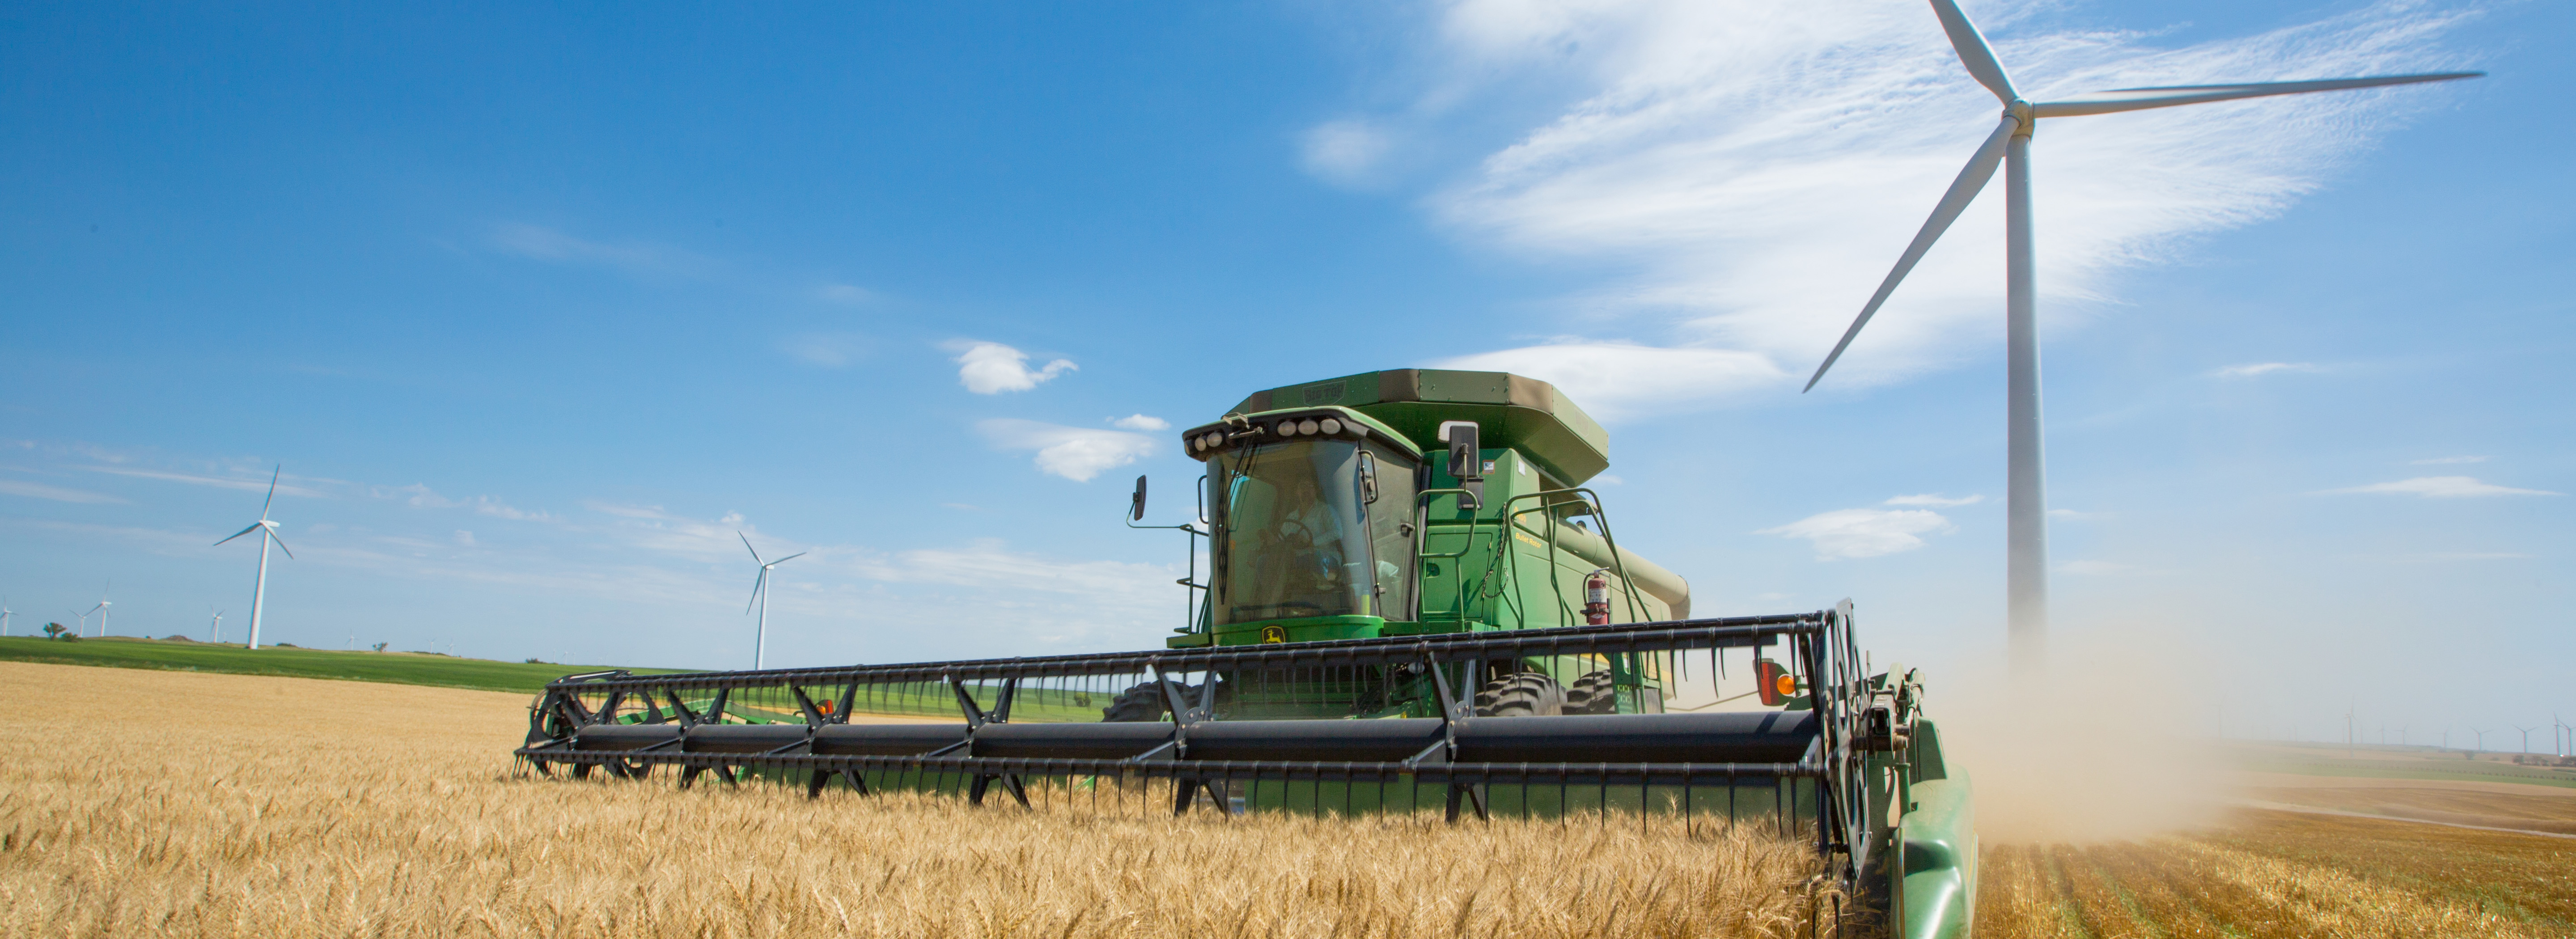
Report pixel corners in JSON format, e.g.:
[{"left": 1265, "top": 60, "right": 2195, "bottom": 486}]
[{"left": 519, "top": 369, "right": 1978, "bottom": 937}]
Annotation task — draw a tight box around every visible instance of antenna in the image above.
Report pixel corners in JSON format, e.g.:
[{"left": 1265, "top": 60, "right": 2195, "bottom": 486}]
[{"left": 1802, "top": 0, "right": 2481, "bottom": 676}]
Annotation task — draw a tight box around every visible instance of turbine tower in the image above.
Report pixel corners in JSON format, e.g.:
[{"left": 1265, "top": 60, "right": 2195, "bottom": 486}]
[
  {"left": 1801, "top": 0, "right": 2480, "bottom": 674},
  {"left": 1, "top": 596, "right": 13, "bottom": 637},
  {"left": 739, "top": 533, "right": 806, "bottom": 671},
  {"left": 214, "top": 466, "right": 296, "bottom": 650},
  {"left": 210, "top": 607, "right": 225, "bottom": 644}
]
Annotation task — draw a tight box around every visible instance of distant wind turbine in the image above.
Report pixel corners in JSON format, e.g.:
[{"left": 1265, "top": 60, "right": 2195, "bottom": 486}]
[
  {"left": 213, "top": 466, "right": 296, "bottom": 650},
  {"left": 87, "top": 584, "right": 112, "bottom": 637},
  {"left": 210, "top": 607, "right": 225, "bottom": 644},
  {"left": 1, "top": 596, "right": 13, "bottom": 637},
  {"left": 740, "top": 533, "right": 806, "bottom": 671},
  {"left": 2516, "top": 724, "right": 2536, "bottom": 754},
  {"left": 1801, "top": 0, "right": 2483, "bottom": 673},
  {"left": 71, "top": 608, "right": 89, "bottom": 636}
]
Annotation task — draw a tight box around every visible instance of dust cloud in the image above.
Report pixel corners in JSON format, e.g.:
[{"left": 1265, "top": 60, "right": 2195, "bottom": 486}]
[{"left": 1929, "top": 628, "right": 2233, "bottom": 844}]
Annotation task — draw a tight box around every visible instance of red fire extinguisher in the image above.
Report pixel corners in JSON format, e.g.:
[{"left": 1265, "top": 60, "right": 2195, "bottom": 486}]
[{"left": 1583, "top": 569, "right": 1611, "bottom": 625}]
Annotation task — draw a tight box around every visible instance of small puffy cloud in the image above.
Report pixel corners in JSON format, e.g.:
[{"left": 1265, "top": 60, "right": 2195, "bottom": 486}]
[
  {"left": 2317, "top": 476, "right": 2561, "bottom": 498},
  {"left": 2411, "top": 455, "right": 2487, "bottom": 465},
  {"left": 815, "top": 283, "right": 875, "bottom": 305},
  {"left": 1301, "top": 119, "right": 1393, "bottom": 187},
  {"left": 977, "top": 419, "right": 1157, "bottom": 482},
  {"left": 0, "top": 479, "right": 127, "bottom": 504},
  {"left": 1757, "top": 508, "right": 1953, "bottom": 560},
  {"left": 1885, "top": 493, "right": 1979, "bottom": 508},
  {"left": 1110, "top": 414, "right": 1170, "bottom": 431},
  {"left": 948, "top": 341, "right": 1076, "bottom": 394},
  {"left": 2209, "top": 362, "right": 2322, "bottom": 379},
  {"left": 1428, "top": 342, "right": 1782, "bottom": 419}
]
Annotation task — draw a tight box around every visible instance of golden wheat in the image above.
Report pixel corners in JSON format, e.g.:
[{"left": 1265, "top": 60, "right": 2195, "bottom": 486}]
[{"left": 0, "top": 662, "right": 1817, "bottom": 939}]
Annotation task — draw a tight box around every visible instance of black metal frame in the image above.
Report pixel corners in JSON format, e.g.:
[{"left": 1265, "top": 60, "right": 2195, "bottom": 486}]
[{"left": 517, "top": 605, "right": 1877, "bottom": 892}]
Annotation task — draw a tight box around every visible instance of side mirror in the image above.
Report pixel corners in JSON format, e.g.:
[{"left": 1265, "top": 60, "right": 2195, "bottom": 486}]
[
  {"left": 1129, "top": 475, "right": 1148, "bottom": 522},
  {"left": 1437, "top": 421, "right": 1483, "bottom": 509}
]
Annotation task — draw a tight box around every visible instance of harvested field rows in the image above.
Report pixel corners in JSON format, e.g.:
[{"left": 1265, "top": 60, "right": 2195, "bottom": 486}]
[
  {"left": 1976, "top": 810, "right": 2576, "bottom": 938},
  {"left": 0, "top": 662, "right": 1816, "bottom": 939}
]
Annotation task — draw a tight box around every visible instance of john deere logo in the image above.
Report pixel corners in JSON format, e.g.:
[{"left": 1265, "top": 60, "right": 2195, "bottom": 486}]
[{"left": 1260, "top": 625, "right": 1288, "bottom": 644}]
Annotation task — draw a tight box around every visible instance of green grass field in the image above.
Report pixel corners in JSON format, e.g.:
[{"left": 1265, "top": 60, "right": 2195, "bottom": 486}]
[
  {"left": 0, "top": 636, "right": 691, "bottom": 694},
  {"left": 2230, "top": 742, "right": 2576, "bottom": 789}
]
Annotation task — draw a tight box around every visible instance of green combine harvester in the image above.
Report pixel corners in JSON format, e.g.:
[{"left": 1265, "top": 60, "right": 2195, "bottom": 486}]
[{"left": 522, "top": 368, "right": 1978, "bottom": 939}]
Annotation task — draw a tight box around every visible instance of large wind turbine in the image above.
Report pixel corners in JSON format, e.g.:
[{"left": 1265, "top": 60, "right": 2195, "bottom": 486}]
[
  {"left": 214, "top": 466, "right": 296, "bottom": 650},
  {"left": 1803, "top": 0, "right": 2479, "bottom": 672},
  {"left": 86, "top": 584, "right": 111, "bottom": 637},
  {"left": 739, "top": 533, "right": 805, "bottom": 670}
]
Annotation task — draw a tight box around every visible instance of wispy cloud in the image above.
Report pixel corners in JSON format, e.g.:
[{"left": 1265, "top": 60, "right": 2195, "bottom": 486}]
[
  {"left": 976, "top": 419, "right": 1157, "bottom": 482},
  {"left": 377, "top": 484, "right": 554, "bottom": 521},
  {"left": 0, "top": 479, "right": 127, "bottom": 504},
  {"left": 2387, "top": 551, "right": 2532, "bottom": 563},
  {"left": 1301, "top": 119, "right": 1396, "bottom": 188},
  {"left": 2411, "top": 455, "right": 2487, "bottom": 465},
  {"left": 1110, "top": 414, "right": 1170, "bottom": 431},
  {"left": 2210, "top": 362, "right": 2324, "bottom": 378},
  {"left": 783, "top": 332, "right": 872, "bottom": 368},
  {"left": 487, "top": 223, "right": 717, "bottom": 277},
  {"left": 2056, "top": 559, "right": 2162, "bottom": 575},
  {"left": 1364, "top": 0, "right": 2474, "bottom": 412},
  {"left": 2317, "top": 476, "right": 2561, "bottom": 498},
  {"left": 82, "top": 465, "right": 329, "bottom": 498},
  {"left": 815, "top": 283, "right": 876, "bottom": 305},
  {"left": 946, "top": 341, "right": 1076, "bottom": 394},
  {"left": 1757, "top": 507, "right": 1954, "bottom": 560},
  {"left": 1885, "top": 493, "right": 1980, "bottom": 508},
  {"left": 1429, "top": 341, "right": 1780, "bottom": 419}
]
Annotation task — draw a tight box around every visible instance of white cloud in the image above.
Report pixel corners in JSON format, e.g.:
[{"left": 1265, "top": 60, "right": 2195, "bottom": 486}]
[
  {"left": 83, "top": 465, "right": 330, "bottom": 499},
  {"left": 1110, "top": 414, "right": 1171, "bottom": 431},
  {"left": 0, "top": 479, "right": 127, "bottom": 504},
  {"left": 1428, "top": 342, "right": 1781, "bottom": 419},
  {"left": 1301, "top": 119, "right": 1395, "bottom": 187},
  {"left": 1757, "top": 508, "right": 1954, "bottom": 560},
  {"left": 2210, "top": 362, "right": 2322, "bottom": 378},
  {"left": 1399, "top": 0, "right": 2473, "bottom": 406},
  {"left": 453, "top": 530, "right": 476, "bottom": 547},
  {"left": 2411, "top": 455, "right": 2487, "bottom": 465},
  {"left": 2389, "top": 552, "right": 2531, "bottom": 563},
  {"left": 947, "top": 341, "right": 1077, "bottom": 394},
  {"left": 380, "top": 484, "right": 553, "bottom": 521},
  {"left": 976, "top": 419, "right": 1158, "bottom": 482},
  {"left": 2318, "top": 476, "right": 2561, "bottom": 498},
  {"left": 2047, "top": 508, "right": 2098, "bottom": 520},
  {"left": 487, "top": 224, "right": 714, "bottom": 277},
  {"left": 1885, "top": 493, "right": 1980, "bottom": 507}
]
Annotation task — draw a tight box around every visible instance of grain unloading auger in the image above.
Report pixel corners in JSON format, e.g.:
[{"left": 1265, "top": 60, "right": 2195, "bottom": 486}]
[{"left": 517, "top": 369, "right": 1977, "bottom": 938}]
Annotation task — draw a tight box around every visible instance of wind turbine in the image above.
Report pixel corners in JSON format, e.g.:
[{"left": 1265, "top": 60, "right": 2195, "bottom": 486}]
[
  {"left": 1, "top": 596, "right": 13, "bottom": 637},
  {"left": 209, "top": 607, "right": 224, "bottom": 644},
  {"left": 1801, "top": 0, "right": 2482, "bottom": 673},
  {"left": 87, "top": 584, "right": 111, "bottom": 637},
  {"left": 739, "top": 533, "right": 805, "bottom": 671},
  {"left": 213, "top": 466, "right": 295, "bottom": 650},
  {"left": 2517, "top": 724, "right": 2536, "bottom": 754}
]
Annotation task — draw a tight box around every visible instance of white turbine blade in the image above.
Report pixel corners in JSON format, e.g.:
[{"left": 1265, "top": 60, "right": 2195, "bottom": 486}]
[
  {"left": 260, "top": 465, "right": 282, "bottom": 519},
  {"left": 2034, "top": 72, "right": 2481, "bottom": 118},
  {"left": 215, "top": 522, "right": 266, "bottom": 546},
  {"left": 774, "top": 551, "right": 808, "bottom": 566},
  {"left": 267, "top": 529, "right": 295, "bottom": 559},
  {"left": 89, "top": 603, "right": 105, "bottom": 615},
  {"left": 1805, "top": 115, "right": 2017, "bottom": 392},
  {"left": 739, "top": 531, "right": 764, "bottom": 565},
  {"left": 1928, "top": 0, "right": 2017, "bottom": 103},
  {"left": 746, "top": 569, "right": 768, "bottom": 613}
]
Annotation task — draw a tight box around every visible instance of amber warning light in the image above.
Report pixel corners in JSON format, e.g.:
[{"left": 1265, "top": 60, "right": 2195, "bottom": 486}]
[{"left": 1754, "top": 660, "right": 1796, "bottom": 706}]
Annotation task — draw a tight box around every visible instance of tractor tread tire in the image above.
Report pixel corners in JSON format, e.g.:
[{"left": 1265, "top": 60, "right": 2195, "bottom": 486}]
[
  {"left": 1102, "top": 683, "right": 1166, "bottom": 722},
  {"left": 1562, "top": 670, "right": 1619, "bottom": 715},
  {"left": 1473, "top": 672, "right": 1565, "bottom": 717}
]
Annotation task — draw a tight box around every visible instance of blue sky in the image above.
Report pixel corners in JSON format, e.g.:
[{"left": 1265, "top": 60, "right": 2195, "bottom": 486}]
[{"left": 4, "top": 0, "right": 2567, "bottom": 744}]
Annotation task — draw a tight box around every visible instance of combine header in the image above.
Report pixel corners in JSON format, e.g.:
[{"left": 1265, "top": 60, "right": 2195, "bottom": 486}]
[{"left": 518, "top": 369, "right": 1977, "bottom": 938}]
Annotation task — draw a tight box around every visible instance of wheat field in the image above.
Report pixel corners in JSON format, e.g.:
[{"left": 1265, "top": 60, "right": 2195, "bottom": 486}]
[{"left": 0, "top": 662, "right": 1819, "bottom": 939}]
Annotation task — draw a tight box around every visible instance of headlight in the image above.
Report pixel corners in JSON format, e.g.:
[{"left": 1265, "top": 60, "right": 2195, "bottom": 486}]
[
  {"left": 1202, "top": 432, "right": 1222, "bottom": 450},
  {"left": 1318, "top": 418, "right": 1343, "bottom": 436},
  {"left": 1276, "top": 420, "right": 1299, "bottom": 436},
  {"left": 1297, "top": 418, "right": 1320, "bottom": 435}
]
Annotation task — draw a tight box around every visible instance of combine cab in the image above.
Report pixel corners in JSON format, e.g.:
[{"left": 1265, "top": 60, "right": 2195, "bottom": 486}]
[{"left": 519, "top": 368, "right": 1979, "bottom": 938}]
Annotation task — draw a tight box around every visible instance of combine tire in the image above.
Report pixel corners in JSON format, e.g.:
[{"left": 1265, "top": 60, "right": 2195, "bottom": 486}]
[
  {"left": 1562, "top": 670, "right": 1619, "bottom": 715},
  {"left": 1102, "top": 682, "right": 1165, "bottom": 722},
  {"left": 1473, "top": 672, "right": 1565, "bottom": 716}
]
